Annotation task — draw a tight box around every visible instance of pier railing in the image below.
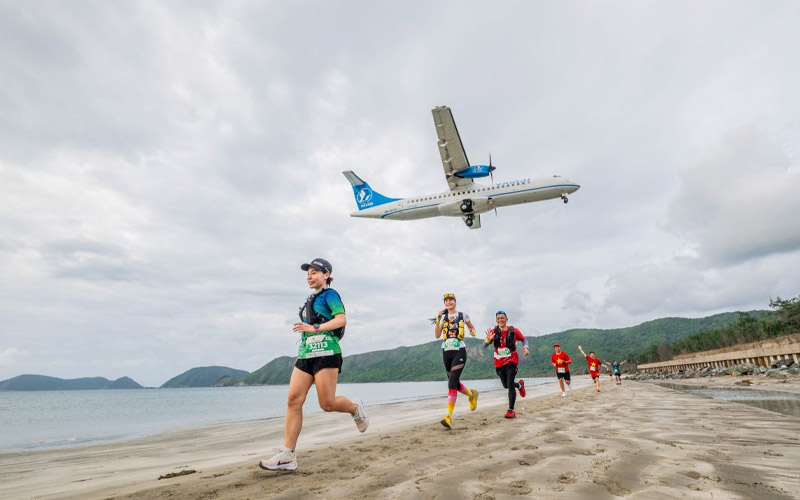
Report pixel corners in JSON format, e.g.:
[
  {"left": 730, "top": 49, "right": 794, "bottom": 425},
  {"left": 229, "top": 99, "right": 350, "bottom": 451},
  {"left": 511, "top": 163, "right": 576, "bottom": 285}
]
[{"left": 636, "top": 334, "right": 800, "bottom": 373}]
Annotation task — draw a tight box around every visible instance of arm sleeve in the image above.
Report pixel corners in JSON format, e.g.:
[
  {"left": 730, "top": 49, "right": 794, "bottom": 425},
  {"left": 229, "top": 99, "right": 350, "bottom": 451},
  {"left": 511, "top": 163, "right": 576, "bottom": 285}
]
[{"left": 515, "top": 329, "right": 528, "bottom": 347}]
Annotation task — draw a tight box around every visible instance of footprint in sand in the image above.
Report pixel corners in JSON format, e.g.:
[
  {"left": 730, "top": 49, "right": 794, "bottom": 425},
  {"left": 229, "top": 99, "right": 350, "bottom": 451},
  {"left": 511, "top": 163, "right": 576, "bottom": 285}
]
[
  {"left": 558, "top": 472, "right": 577, "bottom": 484},
  {"left": 510, "top": 480, "right": 533, "bottom": 495}
]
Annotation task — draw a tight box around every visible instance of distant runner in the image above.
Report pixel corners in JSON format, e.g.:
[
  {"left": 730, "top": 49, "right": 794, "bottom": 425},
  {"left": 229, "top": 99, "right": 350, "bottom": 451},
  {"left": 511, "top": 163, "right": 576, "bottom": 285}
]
[
  {"left": 434, "top": 293, "right": 479, "bottom": 429},
  {"left": 606, "top": 360, "right": 626, "bottom": 385},
  {"left": 577, "top": 345, "right": 604, "bottom": 392},
  {"left": 259, "top": 258, "right": 368, "bottom": 472},
  {"left": 551, "top": 343, "right": 572, "bottom": 398},
  {"left": 484, "top": 311, "right": 529, "bottom": 418}
]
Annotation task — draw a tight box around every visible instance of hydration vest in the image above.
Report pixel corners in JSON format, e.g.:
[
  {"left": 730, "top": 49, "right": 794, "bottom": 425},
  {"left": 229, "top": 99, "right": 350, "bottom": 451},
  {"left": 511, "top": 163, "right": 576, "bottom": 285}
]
[
  {"left": 299, "top": 288, "right": 345, "bottom": 339},
  {"left": 493, "top": 326, "right": 518, "bottom": 351},
  {"left": 441, "top": 312, "right": 465, "bottom": 340}
]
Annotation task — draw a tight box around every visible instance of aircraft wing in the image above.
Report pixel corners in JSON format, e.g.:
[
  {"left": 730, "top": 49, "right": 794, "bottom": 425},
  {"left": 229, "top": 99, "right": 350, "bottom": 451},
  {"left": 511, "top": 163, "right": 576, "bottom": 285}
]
[{"left": 432, "top": 106, "right": 473, "bottom": 191}]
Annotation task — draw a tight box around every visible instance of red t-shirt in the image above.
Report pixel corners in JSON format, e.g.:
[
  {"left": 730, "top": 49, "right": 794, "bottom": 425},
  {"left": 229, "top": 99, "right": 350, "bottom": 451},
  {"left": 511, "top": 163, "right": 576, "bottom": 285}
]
[
  {"left": 586, "top": 356, "right": 602, "bottom": 374},
  {"left": 551, "top": 352, "right": 571, "bottom": 373},
  {"left": 491, "top": 327, "right": 526, "bottom": 367}
]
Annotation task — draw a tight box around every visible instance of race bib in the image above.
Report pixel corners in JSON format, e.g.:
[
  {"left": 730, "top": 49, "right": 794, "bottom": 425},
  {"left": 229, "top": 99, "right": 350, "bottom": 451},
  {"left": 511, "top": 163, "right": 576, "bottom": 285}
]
[
  {"left": 442, "top": 338, "right": 461, "bottom": 351},
  {"left": 299, "top": 334, "right": 339, "bottom": 358},
  {"left": 557, "top": 367, "right": 566, "bottom": 374},
  {"left": 495, "top": 347, "right": 512, "bottom": 359}
]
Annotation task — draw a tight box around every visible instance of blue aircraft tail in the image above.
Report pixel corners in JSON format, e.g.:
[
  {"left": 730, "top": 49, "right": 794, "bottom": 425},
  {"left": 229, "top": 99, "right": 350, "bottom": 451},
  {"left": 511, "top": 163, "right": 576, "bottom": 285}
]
[{"left": 342, "top": 171, "right": 400, "bottom": 210}]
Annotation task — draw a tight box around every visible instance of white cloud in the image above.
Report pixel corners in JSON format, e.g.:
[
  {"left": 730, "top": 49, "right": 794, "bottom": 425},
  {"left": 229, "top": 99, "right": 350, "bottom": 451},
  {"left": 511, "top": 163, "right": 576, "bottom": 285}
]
[
  {"left": 667, "top": 126, "right": 800, "bottom": 265},
  {"left": 0, "top": 347, "right": 27, "bottom": 367}
]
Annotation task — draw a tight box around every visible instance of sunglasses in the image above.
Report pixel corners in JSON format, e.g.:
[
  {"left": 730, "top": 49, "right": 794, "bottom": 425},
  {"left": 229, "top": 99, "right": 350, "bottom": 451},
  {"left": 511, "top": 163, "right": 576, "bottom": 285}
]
[{"left": 443, "top": 293, "right": 456, "bottom": 300}]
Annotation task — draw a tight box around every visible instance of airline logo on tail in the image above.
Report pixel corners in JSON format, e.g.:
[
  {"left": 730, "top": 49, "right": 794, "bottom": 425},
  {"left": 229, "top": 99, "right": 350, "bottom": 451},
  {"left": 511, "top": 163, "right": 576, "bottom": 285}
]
[
  {"left": 343, "top": 170, "right": 399, "bottom": 211},
  {"left": 357, "top": 187, "right": 373, "bottom": 205}
]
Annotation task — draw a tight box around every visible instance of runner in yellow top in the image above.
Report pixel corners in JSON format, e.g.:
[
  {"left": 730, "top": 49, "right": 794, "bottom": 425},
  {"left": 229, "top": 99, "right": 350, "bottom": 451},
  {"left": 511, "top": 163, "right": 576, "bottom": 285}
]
[{"left": 434, "top": 293, "right": 479, "bottom": 429}]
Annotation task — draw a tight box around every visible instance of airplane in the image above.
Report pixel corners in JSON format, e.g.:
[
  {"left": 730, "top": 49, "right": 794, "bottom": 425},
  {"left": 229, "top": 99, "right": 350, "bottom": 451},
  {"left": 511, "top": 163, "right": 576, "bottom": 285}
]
[{"left": 342, "top": 105, "right": 580, "bottom": 229}]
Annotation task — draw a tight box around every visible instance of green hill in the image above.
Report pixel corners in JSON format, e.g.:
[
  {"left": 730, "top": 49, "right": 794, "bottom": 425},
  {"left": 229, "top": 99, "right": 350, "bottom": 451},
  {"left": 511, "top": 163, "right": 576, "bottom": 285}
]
[
  {"left": 245, "top": 312, "right": 757, "bottom": 384},
  {"left": 635, "top": 295, "right": 799, "bottom": 363},
  {"left": 0, "top": 374, "right": 144, "bottom": 391},
  {"left": 529, "top": 311, "right": 766, "bottom": 370},
  {"left": 160, "top": 366, "right": 250, "bottom": 388}
]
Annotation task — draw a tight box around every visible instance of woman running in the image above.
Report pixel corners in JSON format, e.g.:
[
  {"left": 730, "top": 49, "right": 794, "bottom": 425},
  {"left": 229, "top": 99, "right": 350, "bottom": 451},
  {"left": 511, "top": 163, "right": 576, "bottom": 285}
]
[
  {"left": 259, "top": 258, "right": 368, "bottom": 471},
  {"left": 484, "top": 311, "right": 529, "bottom": 418},
  {"left": 434, "top": 293, "right": 478, "bottom": 429}
]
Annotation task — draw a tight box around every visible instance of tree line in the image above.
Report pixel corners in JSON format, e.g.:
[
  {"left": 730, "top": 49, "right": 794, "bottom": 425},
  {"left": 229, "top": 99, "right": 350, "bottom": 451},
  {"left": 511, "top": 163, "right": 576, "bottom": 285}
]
[{"left": 634, "top": 294, "right": 800, "bottom": 364}]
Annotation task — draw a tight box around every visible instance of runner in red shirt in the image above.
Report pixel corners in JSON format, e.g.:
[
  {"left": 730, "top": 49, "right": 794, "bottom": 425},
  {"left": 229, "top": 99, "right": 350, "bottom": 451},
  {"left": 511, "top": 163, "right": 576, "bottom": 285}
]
[
  {"left": 483, "top": 311, "right": 529, "bottom": 418},
  {"left": 550, "top": 344, "right": 572, "bottom": 398},
  {"left": 578, "top": 344, "right": 605, "bottom": 392}
]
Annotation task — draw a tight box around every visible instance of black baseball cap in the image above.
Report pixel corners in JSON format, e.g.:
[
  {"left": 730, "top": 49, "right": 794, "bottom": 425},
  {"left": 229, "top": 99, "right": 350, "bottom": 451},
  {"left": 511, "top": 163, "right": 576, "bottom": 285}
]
[{"left": 301, "top": 258, "right": 332, "bottom": 274}]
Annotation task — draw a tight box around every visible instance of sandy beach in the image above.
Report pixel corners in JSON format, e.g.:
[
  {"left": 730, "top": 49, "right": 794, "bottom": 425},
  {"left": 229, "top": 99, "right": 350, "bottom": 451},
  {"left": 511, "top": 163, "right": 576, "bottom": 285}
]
[{"left": 2, "top": 377, "right": 799, "bottom": 500}]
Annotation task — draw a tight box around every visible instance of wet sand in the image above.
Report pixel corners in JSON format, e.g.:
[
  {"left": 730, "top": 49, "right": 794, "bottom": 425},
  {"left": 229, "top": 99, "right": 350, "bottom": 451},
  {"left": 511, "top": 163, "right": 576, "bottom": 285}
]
[{"left": 2, "top": 377, "right": 799, "bottom": 500}]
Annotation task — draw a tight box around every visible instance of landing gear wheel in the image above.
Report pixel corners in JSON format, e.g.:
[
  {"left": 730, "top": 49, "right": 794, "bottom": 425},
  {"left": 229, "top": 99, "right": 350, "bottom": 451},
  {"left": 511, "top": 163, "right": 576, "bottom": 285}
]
[
  {"left": 561, "top": 194, "right": 569, "bottom": 204},
  {"left": 460, "top": 200, "right": 473, "bottom": 213},
  {"left": 465, "top": 216, "right": 474, "bottom": 227}
]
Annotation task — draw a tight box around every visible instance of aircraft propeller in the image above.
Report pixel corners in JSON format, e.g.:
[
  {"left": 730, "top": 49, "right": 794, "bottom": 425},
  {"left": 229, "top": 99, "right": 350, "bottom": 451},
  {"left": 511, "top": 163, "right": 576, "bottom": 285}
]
[{"left": 489, "top": 154, "right": 498, "bottom": 217}]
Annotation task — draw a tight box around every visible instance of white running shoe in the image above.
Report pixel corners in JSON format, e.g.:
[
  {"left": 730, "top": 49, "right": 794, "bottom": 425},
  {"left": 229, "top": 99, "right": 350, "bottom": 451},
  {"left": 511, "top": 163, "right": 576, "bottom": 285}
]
[
  {"left": 566, "top": 383, "right": 571, "bottom": 391},
  {"left": 353, "top": 399, "right": 368, "bottom": 433},
  {"left": 259, "top": 447, "right": 297, "bottom": 471},
  {"left": 561, "top": 392, "right": 567, "bottom": 398}
]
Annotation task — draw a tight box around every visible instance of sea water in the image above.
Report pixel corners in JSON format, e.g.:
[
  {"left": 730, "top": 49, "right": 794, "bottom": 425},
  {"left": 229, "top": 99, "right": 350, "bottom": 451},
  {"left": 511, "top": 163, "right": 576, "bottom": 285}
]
[
  {"left": 652, "top": 382, "right": 800, "bottom": 418},
  {"left": 0, "top": 378, "right": 555, "bottom": 450}
]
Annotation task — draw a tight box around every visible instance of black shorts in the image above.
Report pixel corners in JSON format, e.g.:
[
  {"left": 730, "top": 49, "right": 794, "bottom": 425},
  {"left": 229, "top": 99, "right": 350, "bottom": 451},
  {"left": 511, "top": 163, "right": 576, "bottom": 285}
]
[
  {"left": 556, "top": 371, "right": 571, "bottom": 381},
  {"left": 295, "top": 354, "right": 343, "bottom": 375},
  {"left": 496, "top": 363, "right": 518, "bottom": 379}
]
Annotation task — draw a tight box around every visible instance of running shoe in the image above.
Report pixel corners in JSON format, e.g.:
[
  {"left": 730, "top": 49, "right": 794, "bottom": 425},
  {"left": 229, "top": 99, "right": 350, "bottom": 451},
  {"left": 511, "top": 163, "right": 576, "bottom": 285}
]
[
  {"left": 259, "top": 447, "right": 297, "bottom": 471},
  {"left": 561, "top": 392, "right": 567, "bottom": 398},
  {"left": 441, "top": 414, "right": 452, "bottom": 429},
  {"left": 468, "top": 389, "right": 479, "bottom": 411},
  {"left": 518, "top": 379, "right": 526, "bottom": 398},
  {"left": 505, "top": 410, "right": 516, "bottom": 419},
  {"left": 566, "top": 383, "right": 571, "bottom": 391},
  {"left": 352, "top": 399, "right": 368, "bottom": 433}
]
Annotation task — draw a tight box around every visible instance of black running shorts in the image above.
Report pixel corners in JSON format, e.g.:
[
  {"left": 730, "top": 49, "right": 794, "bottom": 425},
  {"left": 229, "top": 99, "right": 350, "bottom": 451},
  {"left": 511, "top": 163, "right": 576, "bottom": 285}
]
[
  {"left": 295, "top": 353, "right": 343, "bottom": 375},
  {"left": 556, "top": 371, "right": 571, "bottom": 381}
]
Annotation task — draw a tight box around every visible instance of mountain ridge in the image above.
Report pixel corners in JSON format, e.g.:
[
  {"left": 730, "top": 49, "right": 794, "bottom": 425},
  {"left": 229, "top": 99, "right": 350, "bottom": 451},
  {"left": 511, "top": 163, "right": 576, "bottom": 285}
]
[{"left": 0, "top": 374, "right": 144, "bottom": 391}]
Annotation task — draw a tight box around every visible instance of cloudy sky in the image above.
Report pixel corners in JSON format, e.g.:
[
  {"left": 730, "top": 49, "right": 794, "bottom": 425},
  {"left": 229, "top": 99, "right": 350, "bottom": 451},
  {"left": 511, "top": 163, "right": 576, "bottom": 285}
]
[{"left": 1, "top": 1, "right": 799, "bottom": 387}]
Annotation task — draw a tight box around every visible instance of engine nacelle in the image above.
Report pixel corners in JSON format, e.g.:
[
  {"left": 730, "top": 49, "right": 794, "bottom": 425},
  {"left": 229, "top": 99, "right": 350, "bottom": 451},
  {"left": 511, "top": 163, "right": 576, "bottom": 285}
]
[
  {"left": 437, "top": 197, "right": 493, "bottom": 216},
  {"left": 453, "top": 165, "right": 496, "bottom": 179}
]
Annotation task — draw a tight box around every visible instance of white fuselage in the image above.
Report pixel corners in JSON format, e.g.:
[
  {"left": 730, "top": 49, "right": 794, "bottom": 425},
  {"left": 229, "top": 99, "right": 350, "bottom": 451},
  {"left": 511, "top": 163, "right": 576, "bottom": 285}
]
[{"left": 350, "top": 175, "right": 580, "bottom": 220}]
